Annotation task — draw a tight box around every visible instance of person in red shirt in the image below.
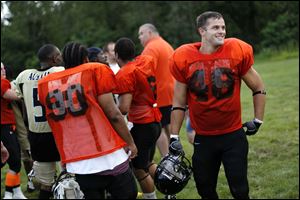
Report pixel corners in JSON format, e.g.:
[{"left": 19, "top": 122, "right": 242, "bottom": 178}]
[
  {"left": 169, "top": 11, "right": 266, "bottom": 199},
  {"left": 1, "top": 62, "right": 27, "bottom": 199},
  {"left": 138, "top": 23, "right": 175, "bottom": 158},
  {"left": 113, "top": 37, "right": 162, "bottom": 199},
  {"left": 38, "top": 42, "right": 138, "bottom": 199}
]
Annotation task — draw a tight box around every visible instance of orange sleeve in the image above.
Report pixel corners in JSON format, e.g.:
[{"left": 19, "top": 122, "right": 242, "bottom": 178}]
[
  {"left": 113, "top": 66, "right": 135, "bottom": 94},
  {"left": 169, "top": 50, "right": 188, "bottom": 84},
  {"left": 94, "top": 65, "right": 117, "bottom": 95},
  {"left": 1, "top": 78, "right": 11, "bottom": 96},
  {"left": 236, "top": 39, "right": 254, "bottom": 76}
]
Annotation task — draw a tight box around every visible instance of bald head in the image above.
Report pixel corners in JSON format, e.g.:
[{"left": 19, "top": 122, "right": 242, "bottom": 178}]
[
  {"left": 139, "top": 23, "right": 158, "bottom": 34},
  {"left": 138, "top": 23, "right": 159, "bottom": 47}
]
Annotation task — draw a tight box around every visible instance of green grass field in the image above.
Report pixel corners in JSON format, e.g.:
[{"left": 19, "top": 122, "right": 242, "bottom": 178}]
[{"left": 1, "top": 56, "right": 299, "bottom": 199}]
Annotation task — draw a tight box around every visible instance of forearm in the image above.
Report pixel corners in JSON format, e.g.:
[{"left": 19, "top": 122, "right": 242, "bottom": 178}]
[
  {"left": 170, "top": 81, "right": 187, "bottom": 136},
  {"left": 97, "top": 93, "right": 135, "bottom": 146},
  {"left": 170, "top": 110, "right": 185, "bottom": 136},
  {"left": 3, "top": 89, "right": 20, "bottom": 101},
  {"left": 242, "top": 67, "right": 266, "bottom": 121},
  {"left": 108, "top": 113, "right": 135, "bottom": 146},
  {"left": 253, "top": 94, "right": 266, "bottom": 121}
]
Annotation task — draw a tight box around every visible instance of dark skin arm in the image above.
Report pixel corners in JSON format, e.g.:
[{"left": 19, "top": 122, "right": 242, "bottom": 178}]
[
  {"left": 118, "top": 93, "right": 133, "bottom": 115},
  {"left": 97, "top": 92, "right": 137, "bottom": 159}
]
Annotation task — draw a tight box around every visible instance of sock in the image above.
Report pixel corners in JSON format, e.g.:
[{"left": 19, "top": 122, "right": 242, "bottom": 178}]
[
  {"left": 143, "top": 191, "right": 157, "bottom": 199},
  {"left": 5, "top": 171, "right": 21, "bottom": 190},
  {"left": 5, "top": 186, "right": 13, "bottom": 193}
]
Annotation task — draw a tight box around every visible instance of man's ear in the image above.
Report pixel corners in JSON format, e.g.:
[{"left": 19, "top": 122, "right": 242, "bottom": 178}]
[
  {"left": 83, "top": 56, "right": 89, "bottom": 64},
  {"left": 115, "top": 52, "right": 119, "bottom": 60},
  {"left": 198, "top": 27, "right": 206, "bottom": 36}
]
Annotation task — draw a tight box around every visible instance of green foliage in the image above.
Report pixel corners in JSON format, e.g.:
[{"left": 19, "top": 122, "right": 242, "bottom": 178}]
[
  {"left": 261, "top": 11, "right": 299, "bottom": 50},
  {"left": 1, "top": 1, "right": 299, "bottom": 77}
]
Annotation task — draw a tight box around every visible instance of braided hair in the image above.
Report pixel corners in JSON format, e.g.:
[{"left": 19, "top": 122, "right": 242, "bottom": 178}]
[{"left": 62, "top": 42, "right": 88, "bottom": 69}]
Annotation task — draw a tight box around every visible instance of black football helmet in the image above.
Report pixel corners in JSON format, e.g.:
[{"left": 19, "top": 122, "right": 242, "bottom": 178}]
[{"left": 154, "top": 151, "right": 193, "bottom": 195}]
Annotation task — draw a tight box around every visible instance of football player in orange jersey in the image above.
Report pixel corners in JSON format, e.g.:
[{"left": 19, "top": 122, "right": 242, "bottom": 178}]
[
  {"left": 169, "top": 11, "right": 266, "bottom": 199},
  {"left": 38, "top": 42, "right": 138, "bottom": 199},
  {"left": 1, "top": 62, "right": 27, "bottom": 199},
  {"left": 138, "top": 24, "right": 175, "bottom": 158},
  {"left": 113, "top": 37, "right": 162, "bottom": 199}
]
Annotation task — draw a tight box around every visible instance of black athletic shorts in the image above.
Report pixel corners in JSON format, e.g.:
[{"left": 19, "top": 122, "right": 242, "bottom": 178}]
[
  {"left": 159, "top": 105, "right": 172, "bottom": 127},
  {"left": 130, "top": 122, "right": 161, "bottom": 169},
  {"left": 1, "top": 124, "right": 21, "bottom": 172},
  {"left": 28, "top": 131, "right": 60, "bottom": 162}
]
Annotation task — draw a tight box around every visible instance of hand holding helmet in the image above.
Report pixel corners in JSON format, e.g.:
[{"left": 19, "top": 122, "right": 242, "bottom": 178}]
[
  {"left": 169, "top": 134, "right": 184, "bottom": 156},
  {"left": 243, "top": 118, "right": 263, "bottom": 136},
  {"left": 154, "top": 134, "right": 192, "bottom": 195}
]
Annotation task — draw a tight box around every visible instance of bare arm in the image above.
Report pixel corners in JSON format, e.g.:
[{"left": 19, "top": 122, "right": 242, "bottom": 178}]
[
  {"left": 118, "top": 93, "right": 133, "bottom": 115},
  {"left": 242, "top": 67, "right": 266, "bottom": 121},
  {"left": 3, "top": 89, "right": 20, "bottom": 101},
  {"left": 97, "top": 93, "right": 137, "bottom": 159},
  {"left": 170, "top": 81, "right": 187, "bottom": 136}
]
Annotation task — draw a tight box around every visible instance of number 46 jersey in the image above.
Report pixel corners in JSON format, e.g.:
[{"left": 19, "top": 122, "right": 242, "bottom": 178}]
[
  {"left": 15, "top": 66, "right": 65, "bottom": 133},
  {"left": 170, "top": 38, "right": 253, "bottom": 135}
]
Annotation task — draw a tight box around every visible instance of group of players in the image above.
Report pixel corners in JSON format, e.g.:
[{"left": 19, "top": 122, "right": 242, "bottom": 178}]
[{"left": 1, "top": 11, "right": 266, "bottom": 199}]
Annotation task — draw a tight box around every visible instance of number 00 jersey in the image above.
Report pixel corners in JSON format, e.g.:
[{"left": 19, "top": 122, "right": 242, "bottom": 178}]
[
  {"left": 15, "top": 66, "right": 65, "bottom": 133},
  {"left": 37, "top": 63, "right": 126, "bottom": 163},
  {"left": 170, "top": 38, "right": 253, "bottom": 135}
]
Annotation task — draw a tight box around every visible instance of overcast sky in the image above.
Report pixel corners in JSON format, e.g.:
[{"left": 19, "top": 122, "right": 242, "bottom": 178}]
[{"left": 1, "top": 1, "right": 10, "bottom": 25}]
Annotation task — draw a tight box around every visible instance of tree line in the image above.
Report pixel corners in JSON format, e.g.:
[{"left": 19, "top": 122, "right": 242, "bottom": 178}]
[{"left": 1, "top": 1, "right": 299, "bottom": 77}]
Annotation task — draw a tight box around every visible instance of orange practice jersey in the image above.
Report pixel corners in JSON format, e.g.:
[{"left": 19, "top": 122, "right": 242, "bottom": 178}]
[
  {"left": 113, "top": 55, "right": 161, "bottom": 124},
  {"left": 142, "top": 36, "right": 175, "bottom": 107},
  {"left": 170, "top": 38, "right": 253, "bottom": 135},
  {"left": 38, "top": 63, "right": 126, "bottom": 163},
  {"left": 1, "top": 78, "right": 15, "bottom": 124}
]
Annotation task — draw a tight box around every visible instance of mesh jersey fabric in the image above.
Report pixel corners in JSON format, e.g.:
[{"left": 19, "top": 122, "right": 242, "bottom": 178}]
[{"left": 170, "top": 38, "right": 253, "bottom": 135}]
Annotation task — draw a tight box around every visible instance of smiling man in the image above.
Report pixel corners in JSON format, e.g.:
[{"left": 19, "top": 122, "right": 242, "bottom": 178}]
[{"left": 169, "top": 11, "right": 266, "bottom": 199}]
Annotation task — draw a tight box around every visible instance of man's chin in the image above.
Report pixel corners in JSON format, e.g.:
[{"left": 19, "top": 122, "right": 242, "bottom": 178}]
[{"left": 215, "top": 40, "right": 224, "bottom": 46}]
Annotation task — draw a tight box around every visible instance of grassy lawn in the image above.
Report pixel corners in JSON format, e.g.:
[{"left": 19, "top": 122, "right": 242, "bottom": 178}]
[{"left": 1, "top": 57, "right": 299, "bottom": 199}]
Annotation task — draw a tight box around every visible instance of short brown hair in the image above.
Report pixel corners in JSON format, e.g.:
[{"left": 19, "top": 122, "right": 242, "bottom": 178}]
[{"left": 196, "top": 11, "right": 223, "bottom": 29}]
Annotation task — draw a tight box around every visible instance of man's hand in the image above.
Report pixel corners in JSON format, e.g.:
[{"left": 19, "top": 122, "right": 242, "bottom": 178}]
[
  {"left": 169, "top": 137, "right": 183, "bottom": 156},
  {"left": 1, "top": 142, "right": 9, "bottom": 163},
  {"left": 125, "top": 143, "right": 138, "bottom": 160},
  {"left": 243, "top": 118, "right": 263, "bottom": 136}
]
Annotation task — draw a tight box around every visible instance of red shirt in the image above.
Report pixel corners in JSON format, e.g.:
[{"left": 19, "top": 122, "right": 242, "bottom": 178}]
[
  {"left": 38, "top": 63, "right": 126, "bottom": 163},
  {"left": 113, "top": 55, "right": 161, "bottom": 124},
  {"left": 170, "top": 38, "right": 253, "bottom": 135},
  {"left": 142, "top": 36, "right": 175, "bottom": 107},
  {"left": 1, "top": 78, "right": 16, "bottom": 125}
]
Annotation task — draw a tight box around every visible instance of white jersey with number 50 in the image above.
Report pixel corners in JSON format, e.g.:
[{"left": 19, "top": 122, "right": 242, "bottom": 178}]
[{"left": 15, "top": 66, "right": 65, "bottom": 133}]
